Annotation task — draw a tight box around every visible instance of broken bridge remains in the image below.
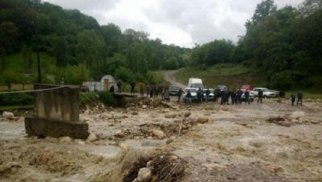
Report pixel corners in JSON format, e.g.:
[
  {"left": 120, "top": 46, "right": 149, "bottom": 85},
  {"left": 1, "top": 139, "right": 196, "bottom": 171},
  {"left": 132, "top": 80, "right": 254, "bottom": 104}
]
[{"left": 25, "top": 84, "right": 89, "bottom": 139}]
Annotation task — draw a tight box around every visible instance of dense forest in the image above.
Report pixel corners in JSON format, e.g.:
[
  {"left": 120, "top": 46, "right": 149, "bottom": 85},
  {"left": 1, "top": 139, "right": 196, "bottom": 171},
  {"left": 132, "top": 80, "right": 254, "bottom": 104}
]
[
  {"left": 191, "top": 0, "right": 322, "bottom": 91},
  {"left": 0, "top": 0, "right": 321, "bottom": 91},
  {"left": 0, "top": 0, "right": 189, "bottom": 87}
]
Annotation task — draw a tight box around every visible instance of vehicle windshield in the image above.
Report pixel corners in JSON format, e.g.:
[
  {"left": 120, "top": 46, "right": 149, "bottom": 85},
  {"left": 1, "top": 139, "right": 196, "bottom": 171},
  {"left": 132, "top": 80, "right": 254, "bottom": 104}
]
[
  {"left": 169, "top": 86, "right": 179, "bottom": 90},
  {"left": 185, "top": 88, "right": 197, "bottom": 92},
  {"left": 190, "top": 83, "right": 203, "bottom": 88}
]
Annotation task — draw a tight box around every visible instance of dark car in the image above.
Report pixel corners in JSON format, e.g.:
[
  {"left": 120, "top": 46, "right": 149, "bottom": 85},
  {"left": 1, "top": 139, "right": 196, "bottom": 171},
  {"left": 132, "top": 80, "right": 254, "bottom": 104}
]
[{"left": 168, "top": 85, "right": 181, "bottom": 96}]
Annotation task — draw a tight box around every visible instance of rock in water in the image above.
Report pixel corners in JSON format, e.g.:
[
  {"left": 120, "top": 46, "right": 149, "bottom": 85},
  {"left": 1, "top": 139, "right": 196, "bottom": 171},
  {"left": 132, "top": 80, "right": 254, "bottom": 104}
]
[
  {"left": 151, "top": 129, "right": 166, "bottom": 139},
  {"left": 289, "top": 111, "right": 305, "bottom": 119},
  {"left": 136, "top": 167, "right": 152, "bottom": 182},
  {"left": 165, "top": 113, "right": 176, "bottom": 118},
  {"left": 184, "top": 112, "right": 191, "bottom": 117},
  {"left": 197, "top": 117, "right": 209, "bottom": 124},
  {"left": 87, "top": 133, "right": 98, "bottom": 142},
  {"left": 59, "top": 136, "right": 72, "bottom": 143},
  {"left": 2, "top": 111, "right": 14, "bottom": 120}
]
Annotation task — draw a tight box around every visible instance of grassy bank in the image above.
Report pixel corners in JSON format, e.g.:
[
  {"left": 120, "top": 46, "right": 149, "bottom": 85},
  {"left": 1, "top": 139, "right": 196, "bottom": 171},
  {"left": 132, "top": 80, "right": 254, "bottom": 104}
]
[
  {"left": 0, "top": 105, "right": 33, "bottom": 111},
  {"left": 285, "top": 92, "right": 322, "bottom": 100},
  {"left": 175, "top": 64, "right": 265, "bottom": 89}
]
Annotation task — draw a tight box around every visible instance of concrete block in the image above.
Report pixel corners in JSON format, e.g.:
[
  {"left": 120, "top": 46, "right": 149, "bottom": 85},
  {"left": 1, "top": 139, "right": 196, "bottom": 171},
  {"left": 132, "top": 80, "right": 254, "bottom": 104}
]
[{"left": 25, "top": 117, "right": 89, "bottom": 139}]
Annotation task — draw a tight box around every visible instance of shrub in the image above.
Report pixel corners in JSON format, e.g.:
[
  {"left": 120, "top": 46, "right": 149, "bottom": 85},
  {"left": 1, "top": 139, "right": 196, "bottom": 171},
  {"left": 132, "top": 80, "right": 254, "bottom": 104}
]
[
  {"left": 63, "top": 64, "right": 90, "bottom": 85},
  {"left": 115, "top": 67, "right": 133, "bottom": 83},
  {"left": 270, "top": 70, "right": 311, "bottom": 91},
  {"left": 145, "top": 71, "right": 162, "bottom": 84},
  {"left": 98, "top": 91, "right": 113, "bottom": 106},
  {"left": 80, "top": 92, "right": 97, "bottom": 104},
  {"left": 0, "top": 92, "right": 33, "bottom": 106}
]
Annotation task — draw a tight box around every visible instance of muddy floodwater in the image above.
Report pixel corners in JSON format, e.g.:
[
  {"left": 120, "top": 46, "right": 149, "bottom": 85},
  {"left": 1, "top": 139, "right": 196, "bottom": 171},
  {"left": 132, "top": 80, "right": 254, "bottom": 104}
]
[{"left": 1, "top": 99, "right": 322, "bottom": 181}]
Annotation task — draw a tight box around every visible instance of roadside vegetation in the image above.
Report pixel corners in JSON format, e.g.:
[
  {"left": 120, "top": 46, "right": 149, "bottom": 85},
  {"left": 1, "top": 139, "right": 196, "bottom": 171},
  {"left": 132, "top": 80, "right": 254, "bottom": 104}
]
[
  {"left": 176, "top": 64, "right": 322, "bottom": 99},
  {"left": 176, "top": 64, "right": 265, "bottom": 89}
]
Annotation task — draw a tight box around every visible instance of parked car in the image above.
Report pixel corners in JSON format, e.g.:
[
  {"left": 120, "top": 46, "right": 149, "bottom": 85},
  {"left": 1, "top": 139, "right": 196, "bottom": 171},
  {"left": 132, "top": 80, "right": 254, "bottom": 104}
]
[
  {"left": 250, "top": 87, "right": 280, "bottom": 98},
  {"left": 168, "top": 85, "right": 181, "bottom": 96},
  {"left": 203, "top": 88, "right": 214, "bottom": 100},
  {"left": 183, "top": 87, "right": 198, "bottom": 102}
]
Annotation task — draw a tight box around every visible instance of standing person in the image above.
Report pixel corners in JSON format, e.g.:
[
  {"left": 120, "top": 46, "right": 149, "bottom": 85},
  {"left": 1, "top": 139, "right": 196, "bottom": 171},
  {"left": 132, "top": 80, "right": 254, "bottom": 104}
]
[
  {"left": 225, "top": 90, "right": 229, "bottom": 105},
  {"left": 231, "top": 89, "right": 236, "bottom": 105},
  {"left": 161, "top": 87, "right": 165, "bottom": 101},
  {"left": 220, "top": 90, "right": 225, "bottom": 105},
  {"left": 109, "top": 85, "right": 115, "bottom": 93},
  {"left": 245, "top": 90, "right": 250, "bottom": 104},
  {"left": 214, "top": 89, "right": 218, "bottom": 103},
  {"left": 155, "top": 85, "right": 160, "bottom": 97},
  {"left": 258, "top": 89, "right": 263, "bottom": 104},
  {"left": 149, "top": 85, "right": 154, "bottom": 98},
  {"left": 224, "top": 89, "right": 229, "bottom": 105},
  {"left": 197, "top": 88, "right": 203, "bottom": 103},
  {"left": 146, "top": 84, "right": 150, "bottom": 96},
  {"left": 291, "top": 93, "right": 296, "bottom": 106},
  {"left": 177, "top": 88, "right": 183, "bottom": 102},
  {"left": 117, "top": 80, "right": 122, "bottom": 93},
  {"left": 130, "top": 81, "right": 135, "bottom": 95},
  {"left": 237, "top": 89, "right": 242, "bottom": 104},
  {"left": 297, "top": 91, "right": 303, "bottom": 106},
  {"left": 164, "top": 88, "right": 170, "bottom": 102},
  {"left": 205, "top": 88, "right": 210, "bottom": 102},
  {"left": 185, "top": 90, "right": 192, "bottom": 104}
]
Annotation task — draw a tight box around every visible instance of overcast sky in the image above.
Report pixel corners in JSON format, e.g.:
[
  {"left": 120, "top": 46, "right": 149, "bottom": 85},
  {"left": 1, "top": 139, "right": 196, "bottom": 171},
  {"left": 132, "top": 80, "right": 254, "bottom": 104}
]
[{"left": 43, "top": 0, "right": 304, "bottom": 48}]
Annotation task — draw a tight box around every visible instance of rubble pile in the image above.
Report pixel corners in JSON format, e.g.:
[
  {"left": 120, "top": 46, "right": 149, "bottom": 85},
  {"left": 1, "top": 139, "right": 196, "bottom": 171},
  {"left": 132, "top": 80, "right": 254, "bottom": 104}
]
[
  {"left": 113, "top": 112, "right": 210, "bottom": 140},
  {"left": 124, "top": 153, "right": 186, "bottom": 182},
  {"left": 266, "top": 111, "right": 321, "bottom": 127},
  {"left": 129, "top": 97, "right": 162, "bottom": 108}
]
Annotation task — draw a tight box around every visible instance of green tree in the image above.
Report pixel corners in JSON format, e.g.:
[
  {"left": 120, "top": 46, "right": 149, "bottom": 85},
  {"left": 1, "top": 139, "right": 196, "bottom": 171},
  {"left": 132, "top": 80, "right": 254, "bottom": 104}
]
[
  {"left": 252, "top": 0, "right": 277, "bottom": 25},
  {"left": 190, "top": 40, "right": 235, "bottom": 66},
  {"left": 101, "top": 23, "right": 122, "bottom": 54},
  {"left": 2, "top": 69, "right": 23, "bottom": 90},
  {"left": 0, "top": 22, "right": 19, "bottom": 53},
  {"left": 63, "top": 64, "right": 90, "bottom": 84},
  {"left": 76, "top": 30, "right": 106, "bottom": 68}
]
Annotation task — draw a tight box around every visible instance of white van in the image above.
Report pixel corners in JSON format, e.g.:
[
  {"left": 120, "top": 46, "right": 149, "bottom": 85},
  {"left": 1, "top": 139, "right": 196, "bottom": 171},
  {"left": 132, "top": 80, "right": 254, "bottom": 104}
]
[
  {"left": 183, "top": 78, "right": 204, "bottom": 102},
  {"left": 187, "top": 78, "right": 204, "bottom": 89}
]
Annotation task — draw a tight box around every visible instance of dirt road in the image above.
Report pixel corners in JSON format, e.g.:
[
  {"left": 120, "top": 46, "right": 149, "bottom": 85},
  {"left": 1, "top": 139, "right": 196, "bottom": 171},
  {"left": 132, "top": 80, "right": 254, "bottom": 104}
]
[
  {"left": 1, "top": 98, "right": 322, "bottom": 181},
  {"left": 162, "top": 70, "right": 186, "bottom": 88}
]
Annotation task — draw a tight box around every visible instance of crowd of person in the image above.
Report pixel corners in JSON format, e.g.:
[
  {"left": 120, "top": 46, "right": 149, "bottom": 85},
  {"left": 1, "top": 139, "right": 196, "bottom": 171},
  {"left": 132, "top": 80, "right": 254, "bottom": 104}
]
[
  {"left": 113, "top": 81, "right": 303, "bottom": 106},
  {"left": 182, "top": 88, "right": 253, "bottom": 105}
]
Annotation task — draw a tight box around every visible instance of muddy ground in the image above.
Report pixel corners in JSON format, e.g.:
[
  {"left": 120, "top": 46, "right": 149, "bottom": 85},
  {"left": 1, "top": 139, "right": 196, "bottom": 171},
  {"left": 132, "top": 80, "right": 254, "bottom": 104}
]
[{"left": 0, "top": 98, "right": 322, "bottom": 182}]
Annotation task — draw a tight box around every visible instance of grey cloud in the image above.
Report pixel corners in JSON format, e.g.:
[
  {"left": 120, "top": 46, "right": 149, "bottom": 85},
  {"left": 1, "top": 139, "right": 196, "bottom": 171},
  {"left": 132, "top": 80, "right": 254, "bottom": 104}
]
[
  {"left": 43, "top": 0, "right": 118, "bottom": 15},
  {"left": 44, "top": 0, "right": 305, "bottom": 47}
]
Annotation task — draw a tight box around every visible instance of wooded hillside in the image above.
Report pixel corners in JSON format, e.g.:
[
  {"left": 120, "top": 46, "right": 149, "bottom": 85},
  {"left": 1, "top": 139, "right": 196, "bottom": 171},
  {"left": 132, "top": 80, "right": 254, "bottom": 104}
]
[{"left": 0, "top": 0, "right": 189, "bottom": 86}]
